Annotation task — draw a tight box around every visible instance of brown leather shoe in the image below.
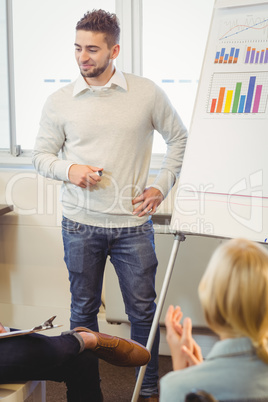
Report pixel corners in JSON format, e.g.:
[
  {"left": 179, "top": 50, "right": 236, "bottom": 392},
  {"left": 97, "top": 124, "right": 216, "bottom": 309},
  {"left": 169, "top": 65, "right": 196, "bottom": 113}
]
[
  {"left": 74, "top": 327, "right": 151, "bottom": 367},
  {"left": 137, "top": 395, "right": 159, "bottom": 402}
]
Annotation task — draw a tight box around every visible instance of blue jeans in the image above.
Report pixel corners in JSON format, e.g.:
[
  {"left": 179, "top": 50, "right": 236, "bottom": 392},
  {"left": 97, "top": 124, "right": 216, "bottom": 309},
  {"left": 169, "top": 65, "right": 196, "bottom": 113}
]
[
  {"left": 62, "top": 216, "right": 160, "bottom": 397},
  {"left": 0, "top": 332, "right": 101, "bottom": 401}
]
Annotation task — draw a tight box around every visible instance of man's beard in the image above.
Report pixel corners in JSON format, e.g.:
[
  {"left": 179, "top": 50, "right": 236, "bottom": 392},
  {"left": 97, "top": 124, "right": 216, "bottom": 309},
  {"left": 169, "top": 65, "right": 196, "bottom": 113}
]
[{"left": 80, "top": 57, "right": 110, "bottom": 79}]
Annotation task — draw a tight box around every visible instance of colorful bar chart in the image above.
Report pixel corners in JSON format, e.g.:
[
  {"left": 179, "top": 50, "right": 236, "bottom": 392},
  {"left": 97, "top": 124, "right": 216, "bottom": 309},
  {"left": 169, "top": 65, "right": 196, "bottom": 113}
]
[
  {"left": 214, "top": 47, "right": 240, "bottom": 64},
  {"left": 207, "top": 72, "right": 268, "bottom": 114},
  {"left": 245, "top": 46, "right": 268, "bottom": 64}
]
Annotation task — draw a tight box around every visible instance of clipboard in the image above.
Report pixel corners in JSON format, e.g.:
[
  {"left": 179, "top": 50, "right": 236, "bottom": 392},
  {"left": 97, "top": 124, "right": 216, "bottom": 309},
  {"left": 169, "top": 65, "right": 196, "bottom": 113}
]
[{"left": 0, "top": 316, "right": 62, "bottom": 339}]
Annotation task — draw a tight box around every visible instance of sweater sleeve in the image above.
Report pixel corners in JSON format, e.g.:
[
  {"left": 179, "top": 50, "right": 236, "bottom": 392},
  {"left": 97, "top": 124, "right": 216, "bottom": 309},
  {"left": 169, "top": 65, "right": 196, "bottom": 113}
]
[
  {"left": 151, "top": 85, "right": 188, "bottom": 198},
  {"left": 32, "top": 95, "right": 74, "bottom": 182}
]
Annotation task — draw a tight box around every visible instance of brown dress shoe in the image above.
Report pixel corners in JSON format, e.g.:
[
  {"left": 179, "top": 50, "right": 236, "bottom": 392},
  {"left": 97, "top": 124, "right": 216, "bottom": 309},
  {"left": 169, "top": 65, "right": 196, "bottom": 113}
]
[{"left": 74, "top": 327, "right": 151, "bottom": 367}]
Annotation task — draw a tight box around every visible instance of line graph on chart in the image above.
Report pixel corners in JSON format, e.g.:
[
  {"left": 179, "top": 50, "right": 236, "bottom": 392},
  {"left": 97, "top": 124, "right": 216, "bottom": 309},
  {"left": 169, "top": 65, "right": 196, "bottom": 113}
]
[{"left": 218, "top": 5, "right": 268, "bottom": 45}]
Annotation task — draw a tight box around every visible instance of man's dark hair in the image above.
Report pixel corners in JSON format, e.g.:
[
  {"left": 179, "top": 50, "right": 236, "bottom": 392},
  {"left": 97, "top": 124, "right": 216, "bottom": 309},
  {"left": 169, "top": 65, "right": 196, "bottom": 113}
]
[{"left": 76, "top": 9, "right": 120, "bottom": 48}]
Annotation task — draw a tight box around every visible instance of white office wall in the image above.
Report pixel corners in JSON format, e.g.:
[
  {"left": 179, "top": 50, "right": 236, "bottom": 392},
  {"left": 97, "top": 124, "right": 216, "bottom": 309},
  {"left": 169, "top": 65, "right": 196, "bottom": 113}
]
[{"left": 0, "top": 169, "right": 70, "bottom": 333}]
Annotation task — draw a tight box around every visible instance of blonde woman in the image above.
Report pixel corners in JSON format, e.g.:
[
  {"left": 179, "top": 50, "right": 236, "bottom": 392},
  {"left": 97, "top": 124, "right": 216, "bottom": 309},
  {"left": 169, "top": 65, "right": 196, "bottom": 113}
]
[{"left": 160, "top": 238, "right": 268, "bottom": 401}]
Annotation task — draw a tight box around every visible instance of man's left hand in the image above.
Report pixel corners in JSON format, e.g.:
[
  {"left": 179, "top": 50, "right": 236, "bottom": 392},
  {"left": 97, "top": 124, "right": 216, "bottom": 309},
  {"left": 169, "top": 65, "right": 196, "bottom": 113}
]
[{"left": 132, "top": 187, "right": 164, "bottom": 217}]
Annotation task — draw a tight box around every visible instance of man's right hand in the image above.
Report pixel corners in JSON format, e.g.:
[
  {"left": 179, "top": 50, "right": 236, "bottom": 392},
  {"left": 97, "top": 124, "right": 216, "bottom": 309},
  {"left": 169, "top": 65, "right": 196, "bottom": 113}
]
[{"left": 68, "top": 164, "right": 103, "bottom": 188}]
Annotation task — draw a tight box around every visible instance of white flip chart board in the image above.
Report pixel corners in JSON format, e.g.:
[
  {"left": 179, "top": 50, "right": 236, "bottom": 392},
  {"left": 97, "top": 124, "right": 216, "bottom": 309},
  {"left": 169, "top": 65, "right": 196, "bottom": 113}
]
[{"left": 171, "top": 0, "right": 268, "bottom": 243}]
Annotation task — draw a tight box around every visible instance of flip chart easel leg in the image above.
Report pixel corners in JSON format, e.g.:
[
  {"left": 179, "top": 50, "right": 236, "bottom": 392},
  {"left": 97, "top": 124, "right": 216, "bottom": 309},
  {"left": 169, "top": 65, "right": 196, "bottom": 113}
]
[{"left": 131, "top": 233, "right": 186, "bottom": 402}]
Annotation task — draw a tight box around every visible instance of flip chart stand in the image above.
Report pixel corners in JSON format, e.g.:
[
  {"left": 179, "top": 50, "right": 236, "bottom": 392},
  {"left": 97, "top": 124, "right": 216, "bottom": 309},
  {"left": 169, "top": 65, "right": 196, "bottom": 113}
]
[{"left": 131, "top": 232, "right": 186, "bottom": 402}]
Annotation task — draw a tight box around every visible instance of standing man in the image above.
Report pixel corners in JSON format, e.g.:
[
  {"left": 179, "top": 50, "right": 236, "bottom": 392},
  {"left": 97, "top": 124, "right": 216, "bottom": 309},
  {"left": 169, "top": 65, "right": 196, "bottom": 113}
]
[{"left": 33, "top": 9, "right": 187, "bottom": 401}]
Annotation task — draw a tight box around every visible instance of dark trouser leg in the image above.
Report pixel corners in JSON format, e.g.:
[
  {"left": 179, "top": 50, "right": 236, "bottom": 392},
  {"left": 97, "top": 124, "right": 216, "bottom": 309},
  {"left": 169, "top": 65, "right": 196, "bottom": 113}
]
[
  {"left": 64, "top": 350, "right": 102, "bottom": 402},
  {"left": 0, "top": 333, "right": 102, "bottom": 402}
]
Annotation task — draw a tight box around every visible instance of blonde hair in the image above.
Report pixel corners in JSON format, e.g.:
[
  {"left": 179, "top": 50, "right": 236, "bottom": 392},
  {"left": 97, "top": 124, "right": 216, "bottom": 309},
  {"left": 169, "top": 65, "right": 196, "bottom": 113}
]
[{"left": 198, "top": 238, "right": 268, "bottom": 363}]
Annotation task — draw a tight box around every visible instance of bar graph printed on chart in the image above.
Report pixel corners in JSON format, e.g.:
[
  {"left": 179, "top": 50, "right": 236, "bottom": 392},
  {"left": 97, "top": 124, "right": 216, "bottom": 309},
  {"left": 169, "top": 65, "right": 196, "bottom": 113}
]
[
  {"left": 214, "top": 47, "right": 240, "bottom": 64},
  {"left": 208, "top": 72, "right": 268, "bottom": 114},
  {"left": 245, "top": 46, "right": 268, "bottom": 64}
]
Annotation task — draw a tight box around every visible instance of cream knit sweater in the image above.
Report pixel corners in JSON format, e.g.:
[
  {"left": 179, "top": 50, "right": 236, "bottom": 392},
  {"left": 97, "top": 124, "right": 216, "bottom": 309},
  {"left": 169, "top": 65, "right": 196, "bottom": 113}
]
[{"left": 33, "top": 71, "right": 188, "bottom": 227}]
